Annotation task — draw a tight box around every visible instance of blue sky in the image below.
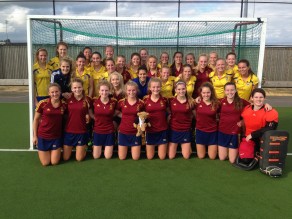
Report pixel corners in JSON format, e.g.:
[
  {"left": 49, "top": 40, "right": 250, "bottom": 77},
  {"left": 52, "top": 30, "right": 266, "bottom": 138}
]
[{"left": 0, "top": 0, "right": 291, "bottom": 45}]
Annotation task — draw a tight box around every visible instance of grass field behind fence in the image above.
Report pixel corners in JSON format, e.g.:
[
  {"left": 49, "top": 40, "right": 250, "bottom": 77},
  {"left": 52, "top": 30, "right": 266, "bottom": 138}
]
[{"left": 0, "top": 103, "right": 291, "bottom": 218}]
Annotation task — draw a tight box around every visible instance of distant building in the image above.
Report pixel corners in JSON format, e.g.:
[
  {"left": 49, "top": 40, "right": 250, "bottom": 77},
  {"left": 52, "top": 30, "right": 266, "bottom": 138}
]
[{"left": 0, "top": 39, "right": 11, "bottom": 45}]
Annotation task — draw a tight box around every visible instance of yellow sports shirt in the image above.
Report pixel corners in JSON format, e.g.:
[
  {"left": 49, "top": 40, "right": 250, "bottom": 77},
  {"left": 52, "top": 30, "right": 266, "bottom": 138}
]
[
  {"left": 209, "top": 71, "right": 233, "bottom": 99},
  {"left": 234, "top": 72, "right": 259, "bottom": 101},
  {"left": 161, "top": 76, "right": 175, "bottom": 98},
  {"left": 33, "top": 63, "right": 53, "bottom": 97}
]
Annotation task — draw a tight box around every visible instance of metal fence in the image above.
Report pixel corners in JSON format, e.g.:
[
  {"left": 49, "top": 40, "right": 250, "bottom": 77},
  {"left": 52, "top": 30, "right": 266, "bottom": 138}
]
[{"left": 0, "top": 44, "right": 291, "bottom": 87}]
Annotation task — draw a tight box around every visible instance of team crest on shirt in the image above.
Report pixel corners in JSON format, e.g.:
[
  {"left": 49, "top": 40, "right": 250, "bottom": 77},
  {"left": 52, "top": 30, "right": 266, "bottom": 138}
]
[
  {"left": 83, "top": 101, "right": 87, "bottom": 108},
  {"left": 223, "top": 102, "right": 226, "bottom": 105},
  {"left": 160, "top": 101, "right": 164, "bottom": 107},
  {"left": 148, "top": 103, "right": 151, "bottom": 107},
  {"left": 47, "top": 108, "right": 51, "bottom": 111},
  {"left": 137, "top": 105, "right": 141, "bottom": 111},
  {"left": 96, "top": 104, "right": 100, "bottom": 107},
  {"left": 186, "top": 104, "right": 189, "bottom": 110},
  {"left": 70, "top": 100, "right": 73, "bottom": 103},
  {"left": 173, "top": 103, "right": 176, "bottom": 106},
  {"left": 60, "top": 107, "right": 64, "bottom": 114},
  {"left": 109, "top": 103, "right": 113, "bottom": 110},
  {"left": 199, "top": 104, "right": 202, "bottom": 107}
]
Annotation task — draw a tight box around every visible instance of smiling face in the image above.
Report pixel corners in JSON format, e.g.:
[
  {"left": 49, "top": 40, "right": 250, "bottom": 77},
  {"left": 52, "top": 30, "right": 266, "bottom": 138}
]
[
  {"left": 186, "top": 54, "right": 195, "bottom": 66},
  {"left": 126, "top": 85, "right": 137, "bottom": 99},
  {"left": 71, "top": 82, "right": 83, "bottom": 97},
  {"left": 149, "top": 81, "right": 161, "bottom": 96},
  {"left": 252, "top": 92, "right": 265, "bottom": 108},
  {"left": 201, "top": 86, "right": 211, "bottom": 102},
  {"left": 160, "top": 53, "right": 169, "bottom": 64},
  {"left": 174, "top": 53, "right": 183, "bottom": 64},
  {"left": 138, "top": 69, "right": 147, "bottom": 83},
  {"left": 83, "top": 48, "right": 92, "bottom": 60},
  {"left": 226, "top": 54, "right": 236, "bottom": 67},
  {"left": 131, "top": 55, "right": 141, "bottom": 67},
  {"left": 105, "top": 47, "right": 114, "bottom": 59},
  {"left": 116, "top": 57, "right": 126, "bottom": 69},
  {"left": 99, "top": 85, "right": 110, "bottom": 99},
  {"left": 209, "top": 52, "right": 218, "bottom": 66},
  {"left": 182, "top": 66, "right": 192, "bottom": 80},
  {"left": 160, "top": 67, "right": 170, "bottom": 80},
  {"left": 215, "top": 59, "right": 226, "bottom": 74},
  {"left": 76, "top": 57, "right": 85, "bottom": 71},
  {"left": 57, "top": 45, "right": 67, "bottom": 58},
  {"left": 60, "top": 61, "right": 70, "bottom": 75},
  {"left": 106, "top": 60, "right": 116, "bottom": 73},
  {"left": 148, "top": 57, "right": 157, "bottom": 70},
  {"left": 238, "top": 62, "right": 249, "bottom": 77},
  {"left": 224, "top": 84, "right": 236, "bottom": 100},
  {"left": 110, "top": 75, "right": 120, "bottom": 88},
  {"left": 198, "top": 56, "right": 208, "bottom": 70},
  {"left": 92, "top": 53, "right": 102, "bottom": 66},
  {"left": 175, "top": 83, "right": 186, "bottom": 98},
  {"left": 38, "top": 51, "right": 47, "bottom": 64},
  {"left": 48, "top": 86, "right": 61, "bottom": 100},
  {"left": 140, "top": 49, "right": 148, "bottom": 62}
]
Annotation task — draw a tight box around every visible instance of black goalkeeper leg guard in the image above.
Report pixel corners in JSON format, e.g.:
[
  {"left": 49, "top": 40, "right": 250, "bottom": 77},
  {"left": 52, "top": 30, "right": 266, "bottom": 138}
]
[{"left": 259, "top": 130, "right": 289, "bottom": 177}]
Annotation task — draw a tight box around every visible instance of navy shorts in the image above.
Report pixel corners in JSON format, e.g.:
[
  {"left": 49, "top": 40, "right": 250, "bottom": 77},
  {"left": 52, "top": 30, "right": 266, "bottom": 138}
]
[
  {"left": 93, "top": 132, "right": 114, "bottom": 146},
  {"left": 63, "top": 132, "right": 89, "bottom": 147},
  {"left": 118, "top": 132, "right": 141, "bottom": 147},
  {"left": 146, "top": 130, "right": 168, "bottom": 145},
  {"left": 37, "top": 137, "right": 62, "bottom": 151},
  {"left": 218, "top": 131, "right": 238, "bottom": 149},
  {"left": 195, "top": 129, "right": 218, "bottom": 145},
  {"left": 169, "top": 129, "right": 192, "bottom": 144}
]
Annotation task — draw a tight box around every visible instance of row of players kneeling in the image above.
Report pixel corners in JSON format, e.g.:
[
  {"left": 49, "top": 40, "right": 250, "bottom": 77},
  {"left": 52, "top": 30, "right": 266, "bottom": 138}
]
[{"left": 36, "top": 130, "right": 289, "bottom": 178}]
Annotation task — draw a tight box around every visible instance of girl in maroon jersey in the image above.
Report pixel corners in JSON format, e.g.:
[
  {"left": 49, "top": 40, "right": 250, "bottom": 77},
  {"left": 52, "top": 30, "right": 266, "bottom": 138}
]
[
  {"left": 193, "top": 54, "right": 212, "bottom": 98},
  {"left": 33, "top": 83, "right": 66, "bottom": 166},
  {"left": 63, "top": 78, "right": 91, "bottom": 162},
  {"left": 116, "top": 55, "right": 131, "bottom": 84},
  {"left": 109, "top": 72, "right": 125, "bottom": 101},
  {"left": 158, "top": 52, "right": 170, "bottom": 69},
  {"left": 89, "top": 80, "right": 117, "bottom": 159},
  {"left": 168, "top": 80, "right": 196, "bottom": 159},
  {"left": 195, "top": 82, "right": 220, "bottom": 160},
  {"left": 218, "top": 82, "right": 250, "bottom": 163},
  {"left": 147, "top": 55, "right": 160, "bottom": 78},
  {"left": 144, "top": 78, "right": 168, "bottom": 160},
  {"left": 116, "top": 81, "right": 144, "bottom": 160},
  {"left": 170, "top": 52, "right": 184, "bottom": 77}
]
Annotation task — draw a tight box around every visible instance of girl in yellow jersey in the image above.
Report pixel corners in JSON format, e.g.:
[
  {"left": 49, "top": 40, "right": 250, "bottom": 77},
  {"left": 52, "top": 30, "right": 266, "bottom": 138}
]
[
  {"left": 226, "top": 52, "right": 239, "bottom": 75},
  {"left": 48, "top": 41, "right": 69, "bottom": 71},
  {"left": 83, "top": 47, "right": 93, "bottom": 71},
  {"left": 90, "top": 52, "right": 107, "bottom": 97},
  {"left": 33, "top": 48, "right": 53, "bottom": 104},
  {"left": 208, "top": 51, "right": 218, "bottom": 71},
  {"left": 139, "top": 48, "right": 149, "bottom": 67},
  {"left": 104, "top": 58, "right": 116, "bottom": 78},
  {"left": 175, "top": 64, "right": 197, "bottom": 97},
  {"left": 160, "top": 66, "right": 175, "bottom": 98},
  {"left": 209, "top": 58, "right": 233, "bottom": 99},
  {"left": 185, "top": 53, "right": 197, "bottom": 75},
  {"left": 74, "top": 53, "right": 93, "bottom": 98},
  {"left": 127, "top": 52, "right": 141, "bottom": 79},
  {"left": 157, "top": 52, "right": 171, "bottom": 69},
  {"left": 234, "top": 59, "right": 259, "bottom": 101}
]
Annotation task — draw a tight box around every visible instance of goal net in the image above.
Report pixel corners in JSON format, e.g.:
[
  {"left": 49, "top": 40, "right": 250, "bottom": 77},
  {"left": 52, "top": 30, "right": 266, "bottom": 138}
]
[{"left": 27, "top": 16, "right": 267, "bottom": 149}]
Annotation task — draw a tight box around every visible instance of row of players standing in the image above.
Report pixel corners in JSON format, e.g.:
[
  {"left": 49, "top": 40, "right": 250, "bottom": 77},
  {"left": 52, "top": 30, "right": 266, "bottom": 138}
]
[{"left": 33, "top": 42, "right": 278, "bottom": 166}]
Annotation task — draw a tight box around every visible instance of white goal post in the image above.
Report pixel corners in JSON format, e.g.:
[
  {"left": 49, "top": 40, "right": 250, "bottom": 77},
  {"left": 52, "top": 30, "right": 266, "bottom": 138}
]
[{"left": 27, "top": 15, "right": 267, "bottom": 150}]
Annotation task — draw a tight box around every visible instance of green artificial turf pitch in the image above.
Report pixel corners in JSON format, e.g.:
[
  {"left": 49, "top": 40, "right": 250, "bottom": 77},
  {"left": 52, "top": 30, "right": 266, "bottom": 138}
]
[
  {"left": 0, "top": 153, "right": 292, "bottom": 218},
  {"left": 0, "top": 103, "right": 291, "bottom": 218}
]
